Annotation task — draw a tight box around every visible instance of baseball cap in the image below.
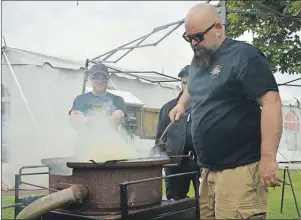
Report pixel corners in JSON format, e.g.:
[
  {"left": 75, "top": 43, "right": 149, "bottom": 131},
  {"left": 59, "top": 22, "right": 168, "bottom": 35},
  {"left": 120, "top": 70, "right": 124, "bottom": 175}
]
[
  {"left": 87, "top": 63, "right": 110, "bottom": 79},
  {"left": 178, "top": 65, "right": 190, "bottom": 78}
]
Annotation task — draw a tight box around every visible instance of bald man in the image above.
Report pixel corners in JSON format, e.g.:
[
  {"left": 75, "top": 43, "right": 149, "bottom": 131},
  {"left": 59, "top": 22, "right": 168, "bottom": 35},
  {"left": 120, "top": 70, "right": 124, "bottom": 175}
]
[{"left": 169, "top": 3, "right": 282, "bottom": 219}]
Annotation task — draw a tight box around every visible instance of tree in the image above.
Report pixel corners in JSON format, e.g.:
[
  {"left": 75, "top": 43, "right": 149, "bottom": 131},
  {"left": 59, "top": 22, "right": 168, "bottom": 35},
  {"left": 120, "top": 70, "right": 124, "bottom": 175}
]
[{"left": 226, "top": 0, "right": 301, "bottom": 74}]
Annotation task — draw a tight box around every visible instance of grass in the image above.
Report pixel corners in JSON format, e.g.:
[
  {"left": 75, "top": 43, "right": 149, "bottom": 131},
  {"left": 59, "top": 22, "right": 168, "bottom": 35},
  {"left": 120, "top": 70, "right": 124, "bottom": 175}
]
[
  {"left": 2, "top": 195, "right": 15, "bottom": 220},
  {"left": 2, "top": 170, "right": 301, "bottom": 219}
]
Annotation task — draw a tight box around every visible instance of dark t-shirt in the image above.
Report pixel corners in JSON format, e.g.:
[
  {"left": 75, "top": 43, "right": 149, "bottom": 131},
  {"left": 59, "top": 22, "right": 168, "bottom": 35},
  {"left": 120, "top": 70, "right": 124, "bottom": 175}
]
[
  {"left": 69, "top": 92, "right": 126, "bottom": 117},
  {"left": 188, "top": 38, "right": 279, "bottom": 170},
  {"left": 184, "top": 111, "right": 194, "bottom": 155}
]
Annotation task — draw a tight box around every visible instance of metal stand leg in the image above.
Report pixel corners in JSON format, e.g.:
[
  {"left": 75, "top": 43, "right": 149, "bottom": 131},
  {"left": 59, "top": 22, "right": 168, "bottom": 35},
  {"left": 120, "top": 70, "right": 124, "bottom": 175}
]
[
  {"left": 195, "top": 171, "right": 200, "bottom": 220},
  {"left": 286, "top": 169, "right": 301, "bottom": 218},
  {"left": 14, "top": 174, "right": 20, "bottom": 218},
  {"left": 280, "top": 169, "right": 287, "bottom": 214},
  {"left": 279, "top": 168, "right": 301, "bottom": 218}
]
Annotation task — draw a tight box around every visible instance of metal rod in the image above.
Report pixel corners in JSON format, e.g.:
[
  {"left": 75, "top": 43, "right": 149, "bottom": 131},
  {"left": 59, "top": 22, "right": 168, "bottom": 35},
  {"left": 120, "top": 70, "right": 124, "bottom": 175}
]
[
  {"left": 278, "top": 77, "right": 301, "bottom": 86},
  {"left": 153, "top": 18, "right": 184, "bottom": 32},
  {"left": 90, "top": 151, "right": 195, "bottom": 166},
  {"left": 195, "top": 171, "right": 201, "bottom": 220},
  {"left": 107, "top": 66, "right": 157, "bottom": 83},
  {"left": 286, "top": 169, "right": 301, "bottom": 218},
  {"left": 158, "top": 80, "right": 181, "bottom": 82},
  {"left": 100, "top": 50, "right": 118, "bottom": 62},
  {"left": 153, "top": 21, "right": 184, "bottom": 46},
  {"left": 86, "top": 59, "right": 99, "bottom": 65},
  {"left": 2, "top": 203, "right": 23, "bottom": 209},
  {"left": 280, "top": 84, "right": 301, "bottom": 87},
  {"left": 120, "top": 184, "right": 129, "bottom": 220},
  {"left": 92, "top": 34, "right": 150, "bottom": 61},
  {"left": 111, "top": 21, "right": 183, "bottom": 63},
  {"left": 19, "top": 172, "right": 49, "bottom": 176},
  {"left": 118, "top": 43, "right": 156, "bottom": 50},
  {"left": 116, "top": 70, "right": 180, "bottom": 81},
  {"left": 280, "top": 169, "right": 286, "bottom": 214},
  {"left": 159, "top": 121, "right": 175, "bottom": 141},
  {"left": 15, "top": 174, "right": 20, "bottom": 218},
  {"left": 2, "top": 51, "right": 39, "bottom": 130},
  {"left": 125, "top": 171, "right": 199, "bottom": 185},
  {"left": 114, "top": 33, "right": 152, "bottom": 63},
  {"left": 92, "top": 18, "right": 185, "bottom": 62},
  {"left": 82, "top": 59, "right": 89, "bottom": 94},
  {"left": 20, "top": 181, "right": 58, "bottom": 192},
  {"left": 84, "top": 62, "right": 179, "bottom": 84},
  {"left": 100, "top": 60, "right": 117, "bottom": 64},
  {"left": 19, "top": 165, "right": 48, "bottom": 177}
]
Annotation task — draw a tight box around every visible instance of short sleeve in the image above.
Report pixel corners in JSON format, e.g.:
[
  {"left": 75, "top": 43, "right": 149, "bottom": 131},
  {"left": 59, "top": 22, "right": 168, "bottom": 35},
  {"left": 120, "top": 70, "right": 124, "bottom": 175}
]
[
  {"left": 68, "top": 96, "right": 84, "bottom": 115},
  {"left": 237, "top": 50, "right": 279, "bottom": 100},
  {"left": 113, "top": 96, "right": 126, "bottom": 115}
]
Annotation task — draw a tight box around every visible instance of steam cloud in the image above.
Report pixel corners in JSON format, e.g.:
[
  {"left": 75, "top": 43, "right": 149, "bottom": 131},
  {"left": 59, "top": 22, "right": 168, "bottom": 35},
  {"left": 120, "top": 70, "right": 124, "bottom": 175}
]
[{"left": 2, "top": 110, "right": 168, "bottom": 189}]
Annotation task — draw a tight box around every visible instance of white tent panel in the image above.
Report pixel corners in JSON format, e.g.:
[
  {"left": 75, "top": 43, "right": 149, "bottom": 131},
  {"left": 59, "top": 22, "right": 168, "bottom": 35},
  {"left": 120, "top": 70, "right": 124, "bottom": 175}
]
[{"left": 277, "top": 88, "right": 301, "bottom": 163}]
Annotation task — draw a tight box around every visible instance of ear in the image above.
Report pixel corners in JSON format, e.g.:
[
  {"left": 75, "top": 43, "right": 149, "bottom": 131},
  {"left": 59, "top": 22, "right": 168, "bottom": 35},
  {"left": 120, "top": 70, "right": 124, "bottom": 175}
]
[
  {"left": 215, "top": 21, "right": 223, "bottom": 31},
  {"left": 215, "top": 22, "right": 224, "bottom": 37}
]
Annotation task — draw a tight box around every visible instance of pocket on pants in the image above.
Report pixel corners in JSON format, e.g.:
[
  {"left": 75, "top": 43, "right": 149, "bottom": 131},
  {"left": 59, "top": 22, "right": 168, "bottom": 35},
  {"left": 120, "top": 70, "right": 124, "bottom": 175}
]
[{"left": 245, "top": 162, "right": 268, "bottom": 206}]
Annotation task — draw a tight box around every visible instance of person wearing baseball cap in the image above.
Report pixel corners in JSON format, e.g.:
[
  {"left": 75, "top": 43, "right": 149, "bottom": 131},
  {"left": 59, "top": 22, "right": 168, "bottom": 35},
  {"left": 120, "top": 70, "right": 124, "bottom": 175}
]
[
  {"left": 178, "top": 65, "right": 190, "bottom": 90},
  {"left": 69, "top": 63, "right": 126, "bottom": 131},
  {"left": 154, "top": 65, "right": 200, "bottom": 201}
]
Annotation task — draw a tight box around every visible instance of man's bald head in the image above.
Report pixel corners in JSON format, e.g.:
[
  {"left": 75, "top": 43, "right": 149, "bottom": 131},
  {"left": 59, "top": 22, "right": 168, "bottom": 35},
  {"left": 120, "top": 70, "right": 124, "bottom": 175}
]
[{"left": 184, "top": 3, "right": 225, "bottom": 49}]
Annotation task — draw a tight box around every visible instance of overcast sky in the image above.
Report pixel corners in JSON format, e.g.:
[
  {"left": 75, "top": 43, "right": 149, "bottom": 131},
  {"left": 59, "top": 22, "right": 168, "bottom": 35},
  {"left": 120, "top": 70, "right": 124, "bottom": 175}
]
[{"left": 2, "top": 1, "right": 300, "bottom": 96}]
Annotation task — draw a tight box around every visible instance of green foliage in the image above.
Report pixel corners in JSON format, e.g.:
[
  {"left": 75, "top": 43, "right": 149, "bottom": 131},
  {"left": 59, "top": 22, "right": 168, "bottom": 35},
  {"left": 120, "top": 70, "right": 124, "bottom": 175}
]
[{"left": 226, "top": 0, "right": 301, "bottom": 74}]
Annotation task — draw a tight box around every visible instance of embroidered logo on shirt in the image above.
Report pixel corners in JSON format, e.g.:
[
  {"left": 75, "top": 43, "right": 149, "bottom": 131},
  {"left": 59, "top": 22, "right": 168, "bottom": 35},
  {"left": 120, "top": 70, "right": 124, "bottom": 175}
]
[{"left": 210, "top": 65, "right": 222, "bottom": 78}]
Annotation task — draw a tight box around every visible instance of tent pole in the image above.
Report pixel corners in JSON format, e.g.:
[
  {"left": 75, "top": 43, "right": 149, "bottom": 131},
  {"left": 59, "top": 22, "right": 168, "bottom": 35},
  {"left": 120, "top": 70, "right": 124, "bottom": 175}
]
[
  {"left": 3, "top": 51, "right": 38, "bottom": 129},
  {"left": 3, "top": 51, "right": 51, "bottom": 154}
]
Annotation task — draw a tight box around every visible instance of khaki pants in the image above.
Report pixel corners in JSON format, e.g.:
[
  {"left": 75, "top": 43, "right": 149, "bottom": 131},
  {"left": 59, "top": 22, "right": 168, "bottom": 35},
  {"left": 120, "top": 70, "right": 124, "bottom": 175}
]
[{"left": 199, "top": 162, "right": 268, "bottom": 219}]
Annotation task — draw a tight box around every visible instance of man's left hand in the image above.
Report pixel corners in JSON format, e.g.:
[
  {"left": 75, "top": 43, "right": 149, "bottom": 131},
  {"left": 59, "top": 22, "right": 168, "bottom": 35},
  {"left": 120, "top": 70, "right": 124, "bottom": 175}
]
[{"left": 259, "top": 156, "right": 281, "bottom": 192}]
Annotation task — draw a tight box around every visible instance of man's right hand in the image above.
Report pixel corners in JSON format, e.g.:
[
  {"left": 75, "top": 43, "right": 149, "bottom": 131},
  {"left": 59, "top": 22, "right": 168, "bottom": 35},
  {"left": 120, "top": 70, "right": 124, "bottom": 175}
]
[
  {"left": 169, "top": 104, "right": 185, "bottom": 122},
  {"left": 70, "top": 110, "right": 87, "bottom": 129},
  {"left": 71, "top": 110, "right": 85, "bottom": 121}
]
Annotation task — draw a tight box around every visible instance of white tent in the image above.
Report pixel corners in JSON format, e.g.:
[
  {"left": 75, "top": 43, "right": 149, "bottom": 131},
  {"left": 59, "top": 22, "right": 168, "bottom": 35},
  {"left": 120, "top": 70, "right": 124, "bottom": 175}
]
[
  {"left": 1, "top": 46, "right": 180, "bottom": 190},
  {"left": 277, "top": 87, "right": 301, "bottom": 163}
]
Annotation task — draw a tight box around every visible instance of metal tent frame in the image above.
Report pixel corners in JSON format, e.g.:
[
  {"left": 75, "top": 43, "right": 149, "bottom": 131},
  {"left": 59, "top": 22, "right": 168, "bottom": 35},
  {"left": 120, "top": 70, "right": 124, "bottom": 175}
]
[{"left": 82, "top": 0, "right": 300, "bottom": 95}]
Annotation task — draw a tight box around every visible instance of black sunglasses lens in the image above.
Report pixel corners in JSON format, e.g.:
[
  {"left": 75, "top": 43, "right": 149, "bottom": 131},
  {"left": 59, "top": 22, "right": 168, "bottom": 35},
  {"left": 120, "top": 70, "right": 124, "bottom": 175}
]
[{"left": 193, "top": 34, "right": 204, "bottom": 42}]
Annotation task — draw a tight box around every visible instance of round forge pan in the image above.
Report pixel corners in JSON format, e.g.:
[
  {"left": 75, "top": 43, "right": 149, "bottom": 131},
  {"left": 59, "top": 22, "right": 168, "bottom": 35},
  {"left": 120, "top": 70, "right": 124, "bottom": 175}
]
[{"left": 67, "top": 158, "right": 171, "bottom": 169}]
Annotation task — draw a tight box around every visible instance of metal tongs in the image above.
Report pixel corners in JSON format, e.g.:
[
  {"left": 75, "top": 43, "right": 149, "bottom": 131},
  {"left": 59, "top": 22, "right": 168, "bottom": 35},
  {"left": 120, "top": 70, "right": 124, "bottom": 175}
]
[{"left": 89, "top": 151, "right": 195, "bottom": 166}]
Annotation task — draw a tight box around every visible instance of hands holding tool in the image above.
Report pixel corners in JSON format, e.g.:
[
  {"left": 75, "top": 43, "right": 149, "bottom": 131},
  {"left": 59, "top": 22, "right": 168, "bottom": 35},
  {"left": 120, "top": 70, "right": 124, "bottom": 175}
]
[
  {"left": 259, "top": 156, "right": 282, "bottom": 191},
  {"left": 169, "top": 104, "right": 186, "bottom": 122}
]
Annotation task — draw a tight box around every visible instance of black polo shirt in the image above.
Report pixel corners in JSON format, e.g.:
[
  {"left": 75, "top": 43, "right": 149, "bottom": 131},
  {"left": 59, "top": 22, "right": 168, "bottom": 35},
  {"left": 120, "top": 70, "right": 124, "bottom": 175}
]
[{"left": 188, "top": 38, "right": 279, "bottom": 170}]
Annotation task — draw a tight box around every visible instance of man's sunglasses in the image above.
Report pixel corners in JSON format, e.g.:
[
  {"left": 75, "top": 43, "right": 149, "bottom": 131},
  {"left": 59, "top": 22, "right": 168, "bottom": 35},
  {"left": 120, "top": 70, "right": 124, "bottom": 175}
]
[{"left": 182, "top": 23, "right": 216, "bottom": 43}]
